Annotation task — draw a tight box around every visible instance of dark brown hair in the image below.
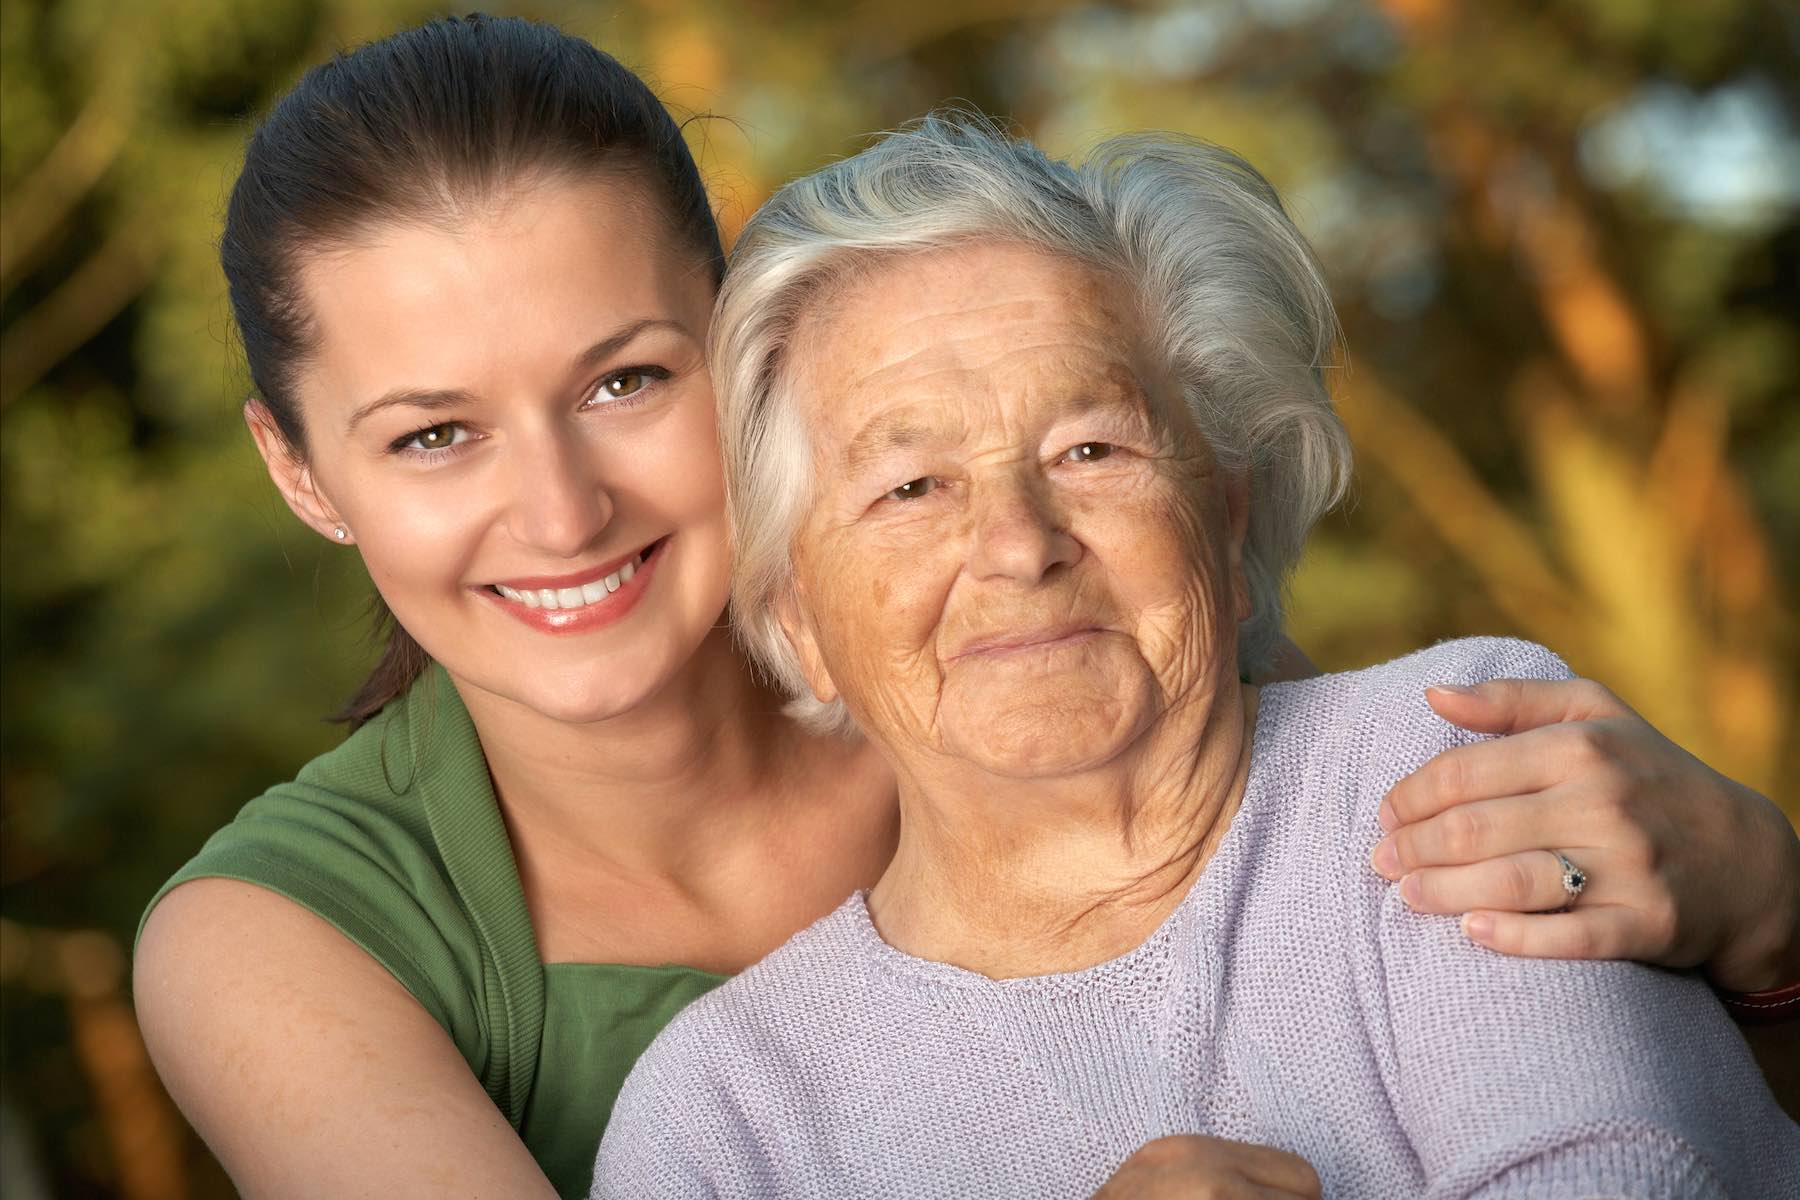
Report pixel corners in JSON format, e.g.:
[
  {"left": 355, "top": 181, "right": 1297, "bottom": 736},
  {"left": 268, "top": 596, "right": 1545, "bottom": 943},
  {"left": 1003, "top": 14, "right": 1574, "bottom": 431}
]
[{"left": 222, "top": 14, "right": 725, "bottom": 725}]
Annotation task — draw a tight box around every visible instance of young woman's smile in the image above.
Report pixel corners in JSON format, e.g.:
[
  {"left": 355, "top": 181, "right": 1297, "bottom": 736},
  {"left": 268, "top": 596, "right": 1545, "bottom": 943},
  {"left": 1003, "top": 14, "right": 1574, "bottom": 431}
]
[{"left": 479, "top": 534, "right": 668, "bottom": 633}]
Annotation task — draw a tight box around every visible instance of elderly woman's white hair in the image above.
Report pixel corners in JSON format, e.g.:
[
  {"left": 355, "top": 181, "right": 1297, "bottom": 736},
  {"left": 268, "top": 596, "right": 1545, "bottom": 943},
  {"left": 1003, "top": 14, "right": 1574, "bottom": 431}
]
[{"left": 715, "top": 112, "right": 1353, "bottom": 733}]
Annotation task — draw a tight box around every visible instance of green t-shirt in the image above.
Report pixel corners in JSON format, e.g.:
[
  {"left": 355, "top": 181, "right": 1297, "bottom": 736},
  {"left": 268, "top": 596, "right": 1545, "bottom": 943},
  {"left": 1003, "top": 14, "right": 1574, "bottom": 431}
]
[{"left": 138, "top": 665, "right": 726, "bottom": 1197}]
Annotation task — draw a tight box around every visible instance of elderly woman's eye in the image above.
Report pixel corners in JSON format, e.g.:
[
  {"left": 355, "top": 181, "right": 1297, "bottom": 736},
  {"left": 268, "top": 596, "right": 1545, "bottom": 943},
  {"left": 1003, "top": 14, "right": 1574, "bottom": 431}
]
[
  {"left": 1062, "top": 442, "right": 1115, "bottom": 463},
  {"left": 886, "top": 477, "right": 938, "bottom": 501}
]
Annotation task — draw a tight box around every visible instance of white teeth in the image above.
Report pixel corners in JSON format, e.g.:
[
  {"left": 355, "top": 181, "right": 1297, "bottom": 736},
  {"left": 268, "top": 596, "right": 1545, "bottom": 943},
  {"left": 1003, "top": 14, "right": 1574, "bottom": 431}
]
[{"left": 496, "top": 552, "right": 647, "bottom": 612}]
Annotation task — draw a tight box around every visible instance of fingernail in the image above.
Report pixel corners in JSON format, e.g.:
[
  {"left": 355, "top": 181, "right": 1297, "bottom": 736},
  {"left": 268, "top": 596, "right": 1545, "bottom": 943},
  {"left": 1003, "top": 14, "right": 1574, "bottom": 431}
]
[
  {"left": 1371, "top": 839, "right": 1400, "bottom": 880},
  {"left": 1377, "top": 799, "right": 1397, "bottom": 832},
  {"left": 1399, "top": 873, "right": 1422, "bottom": 907},
  {"left": 1427, "top": 683, "right": 1477, "bottom": 697},
  {"left": 1464, "top": 912, "right": 1494, "bottom": 942}
]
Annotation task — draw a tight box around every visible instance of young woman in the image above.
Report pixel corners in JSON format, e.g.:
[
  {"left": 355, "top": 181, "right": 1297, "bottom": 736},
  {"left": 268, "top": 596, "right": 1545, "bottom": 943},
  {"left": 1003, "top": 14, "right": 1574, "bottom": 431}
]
[{"left": 131, "top": 16, "right": 1800, "bottom": 1199}]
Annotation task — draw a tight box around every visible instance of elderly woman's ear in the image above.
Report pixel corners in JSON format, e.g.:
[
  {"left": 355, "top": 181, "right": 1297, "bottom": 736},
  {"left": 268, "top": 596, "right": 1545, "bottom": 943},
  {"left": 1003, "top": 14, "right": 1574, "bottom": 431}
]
[
  {"left": 1225, "top": 469, "right": 1251, "bottom": 623},
  {"left": 774, "top": 584, "right": 841, "bottom": 706}
]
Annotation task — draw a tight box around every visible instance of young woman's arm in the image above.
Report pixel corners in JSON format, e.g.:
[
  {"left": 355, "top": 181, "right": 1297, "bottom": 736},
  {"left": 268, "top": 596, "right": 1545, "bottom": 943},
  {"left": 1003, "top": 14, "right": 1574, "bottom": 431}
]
[{"left": 135, "top": 878, "right": 558, "bottom": 1199}]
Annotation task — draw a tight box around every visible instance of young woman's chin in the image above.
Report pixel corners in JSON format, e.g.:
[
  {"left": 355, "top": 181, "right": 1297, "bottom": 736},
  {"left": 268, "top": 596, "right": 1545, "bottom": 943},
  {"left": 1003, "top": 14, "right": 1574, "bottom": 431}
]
[{"left": 441, "top": 624, "right": 717, "bottom": 727}]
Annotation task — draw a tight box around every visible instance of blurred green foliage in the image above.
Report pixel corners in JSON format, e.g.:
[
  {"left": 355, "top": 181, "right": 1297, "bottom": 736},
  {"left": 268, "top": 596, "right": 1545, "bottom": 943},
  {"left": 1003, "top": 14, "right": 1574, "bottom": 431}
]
[{"left": 2, "top": 1, "right": 1796, "bottom": 1195}]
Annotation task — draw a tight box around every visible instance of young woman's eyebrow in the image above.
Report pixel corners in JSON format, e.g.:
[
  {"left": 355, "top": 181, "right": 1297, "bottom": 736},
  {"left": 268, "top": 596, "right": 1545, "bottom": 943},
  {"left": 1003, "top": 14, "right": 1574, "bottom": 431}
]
[
  {"left": 345, "top": 387, "right": 474, "bottom": 434},
  {"left": 569, "top": 317, "right": 692, "bottom": 372},
  {"left": 344, "top": 318, "right": 693, "bottom": 433}
]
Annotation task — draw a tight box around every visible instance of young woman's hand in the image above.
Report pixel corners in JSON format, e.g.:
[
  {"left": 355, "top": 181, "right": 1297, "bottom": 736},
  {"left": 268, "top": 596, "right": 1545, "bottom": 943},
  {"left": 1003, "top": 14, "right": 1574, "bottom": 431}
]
[
  {"left": 1370, "top": 676, "right": 1800, "bottom": 993},
  {"left": 1092, "top": 1135, "right": 1321, "bottom": 1199}
]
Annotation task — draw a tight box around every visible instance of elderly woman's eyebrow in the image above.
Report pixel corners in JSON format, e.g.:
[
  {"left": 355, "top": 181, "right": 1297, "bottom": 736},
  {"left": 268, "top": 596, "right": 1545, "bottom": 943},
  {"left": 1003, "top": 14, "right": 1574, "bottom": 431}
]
[
  {"left": 842, "top": 412, "right": 936, "bottom": 473},
  {"left": 839, "top": 377, "right": 1155, "bottom": 469}
]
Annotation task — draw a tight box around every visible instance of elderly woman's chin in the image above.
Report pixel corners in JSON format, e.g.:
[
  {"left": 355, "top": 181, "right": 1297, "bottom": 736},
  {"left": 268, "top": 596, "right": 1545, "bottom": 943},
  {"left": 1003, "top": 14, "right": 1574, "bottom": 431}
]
[{"left": 931, "top": 632, "right": 1162, "bottom": 778}]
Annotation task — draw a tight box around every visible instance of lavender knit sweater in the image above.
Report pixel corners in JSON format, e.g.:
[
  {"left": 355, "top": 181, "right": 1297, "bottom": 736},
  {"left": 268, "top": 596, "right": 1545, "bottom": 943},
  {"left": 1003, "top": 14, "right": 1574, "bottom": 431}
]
[{"left": 593, "top": 639, "right": 1799, "bottom": 1198}]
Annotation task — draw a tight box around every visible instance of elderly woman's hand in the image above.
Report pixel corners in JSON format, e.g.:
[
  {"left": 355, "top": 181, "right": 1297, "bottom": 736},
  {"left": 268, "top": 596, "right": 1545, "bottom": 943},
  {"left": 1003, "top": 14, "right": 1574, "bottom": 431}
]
[
  {"left": 1092, "top": 1136, "right": 1321, "bottom": 1200},
  {"left": 1369, "top": 676, "right": 1800, "bottom": 992}
]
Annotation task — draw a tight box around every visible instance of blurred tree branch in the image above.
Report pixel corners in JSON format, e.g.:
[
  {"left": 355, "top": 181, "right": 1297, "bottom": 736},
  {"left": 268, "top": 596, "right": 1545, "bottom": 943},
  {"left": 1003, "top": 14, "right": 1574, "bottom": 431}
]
[
  {"left": 0, "top": 220, "right": 161, "bottom": 410},
  {"left": 0, "top": 921, "right": 188, "bottom": 1200},
  {"left": 0, "top": 57, "right": 138, "bottom": 303}
]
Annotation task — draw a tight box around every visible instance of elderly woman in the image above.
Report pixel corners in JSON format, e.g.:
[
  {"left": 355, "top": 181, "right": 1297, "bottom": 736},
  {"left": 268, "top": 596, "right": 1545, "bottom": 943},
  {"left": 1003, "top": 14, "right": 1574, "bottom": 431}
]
[{"left": 591, "top": 117, "right": 1798, "bottom": 1198}]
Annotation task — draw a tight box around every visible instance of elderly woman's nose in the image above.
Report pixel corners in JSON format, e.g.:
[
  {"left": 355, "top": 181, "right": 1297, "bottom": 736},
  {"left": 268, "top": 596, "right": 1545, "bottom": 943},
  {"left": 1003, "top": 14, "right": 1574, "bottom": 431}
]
[
  {"left": 507, "top": 435, "right": 615, "bottom": 557},
  {"left": 966, "top": 477, "right": 1079, "bottom": 583}
]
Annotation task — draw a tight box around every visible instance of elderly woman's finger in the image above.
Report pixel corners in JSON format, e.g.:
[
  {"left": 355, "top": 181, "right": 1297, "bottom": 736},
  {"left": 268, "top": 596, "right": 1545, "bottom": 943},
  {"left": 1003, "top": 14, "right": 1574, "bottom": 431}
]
[
  {"left": 1233, "top": 1147, "right": 1322, "bottom": 1198},
  {"left": 1397, "top": 851, "right": 1588, "bottom": 916},
  {"left": 1093, "top": 1136, "right": 1320, "bottom": 1199},
  {"left": 1460, "top": 907, "right": 1646, "bottom": 962}
]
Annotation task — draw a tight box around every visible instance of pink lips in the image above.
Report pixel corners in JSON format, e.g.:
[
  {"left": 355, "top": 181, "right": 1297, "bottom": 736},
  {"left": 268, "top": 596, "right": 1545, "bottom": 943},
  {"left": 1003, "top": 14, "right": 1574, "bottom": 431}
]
[
  {"left": 489, "top": 541, "right": 657, "bottom": 592},
  {"left": 479, "top": 537, "right": 666, "bottom": 636}
]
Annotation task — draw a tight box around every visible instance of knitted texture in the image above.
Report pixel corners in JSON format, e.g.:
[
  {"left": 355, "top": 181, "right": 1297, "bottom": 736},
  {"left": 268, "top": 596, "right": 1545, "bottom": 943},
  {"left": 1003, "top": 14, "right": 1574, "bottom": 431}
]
[{"left": 593, "top": 639, "right": 1800, "bottom": 1198}]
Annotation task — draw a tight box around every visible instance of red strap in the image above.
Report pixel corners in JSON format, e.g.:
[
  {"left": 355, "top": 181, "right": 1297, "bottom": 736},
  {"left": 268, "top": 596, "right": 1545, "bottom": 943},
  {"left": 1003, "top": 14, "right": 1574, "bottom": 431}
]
[{"left": 1715, "top": 977, "right": 1800, "bottom": 1026}]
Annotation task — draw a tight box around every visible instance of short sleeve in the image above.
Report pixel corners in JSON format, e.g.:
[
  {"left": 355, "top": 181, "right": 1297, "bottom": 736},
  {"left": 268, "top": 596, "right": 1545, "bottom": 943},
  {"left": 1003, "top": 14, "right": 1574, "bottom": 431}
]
[{"left": 137, "top": 761, "right": 490, "bottom": 1081}]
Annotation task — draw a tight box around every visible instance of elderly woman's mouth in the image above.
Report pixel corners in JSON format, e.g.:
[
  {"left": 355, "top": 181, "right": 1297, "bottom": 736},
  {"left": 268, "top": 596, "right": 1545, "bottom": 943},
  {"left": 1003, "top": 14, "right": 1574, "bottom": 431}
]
[{"left": 950, "top": 626, "right": 1106, "bottom": 663}]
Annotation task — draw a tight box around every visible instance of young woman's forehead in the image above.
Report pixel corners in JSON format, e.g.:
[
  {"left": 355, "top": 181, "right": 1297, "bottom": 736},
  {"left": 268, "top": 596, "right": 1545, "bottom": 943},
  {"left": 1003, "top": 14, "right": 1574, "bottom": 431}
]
[{"left": 294, "top": 178, "right": 712, "bottom": 409}]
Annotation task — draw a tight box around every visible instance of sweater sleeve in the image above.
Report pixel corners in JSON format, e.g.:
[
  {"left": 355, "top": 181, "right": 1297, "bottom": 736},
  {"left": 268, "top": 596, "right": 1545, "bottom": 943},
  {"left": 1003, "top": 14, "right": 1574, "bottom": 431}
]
[
  {"left": 590, "top": 1013, "right": 744, "bottom": 1200},
  {"left": 1358, "top": 640, "right": 1800, "bottom": 1199}
]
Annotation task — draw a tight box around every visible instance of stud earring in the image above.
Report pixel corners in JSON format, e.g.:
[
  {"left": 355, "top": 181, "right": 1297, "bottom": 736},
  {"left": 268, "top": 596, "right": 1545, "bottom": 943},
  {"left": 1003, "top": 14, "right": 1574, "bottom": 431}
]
[{"left": 333, "top": 526, "right": 348, "bottom": 541}]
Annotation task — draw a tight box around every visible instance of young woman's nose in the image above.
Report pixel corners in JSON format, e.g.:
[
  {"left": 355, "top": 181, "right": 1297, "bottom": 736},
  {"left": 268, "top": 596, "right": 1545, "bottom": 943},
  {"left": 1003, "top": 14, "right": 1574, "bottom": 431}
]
[
  {"left": 966, "top": 474, "right": 1079, "bottom": 584},
  {"left": 507, "top": 434, "right": 614, "bottom": 558}
]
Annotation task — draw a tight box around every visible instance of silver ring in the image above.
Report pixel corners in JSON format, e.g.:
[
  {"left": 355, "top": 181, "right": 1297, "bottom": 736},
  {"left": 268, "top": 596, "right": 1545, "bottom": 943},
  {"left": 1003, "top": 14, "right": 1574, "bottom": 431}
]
[{"left": 1553, "top": 851, "right": 1588, "bottom": 905}]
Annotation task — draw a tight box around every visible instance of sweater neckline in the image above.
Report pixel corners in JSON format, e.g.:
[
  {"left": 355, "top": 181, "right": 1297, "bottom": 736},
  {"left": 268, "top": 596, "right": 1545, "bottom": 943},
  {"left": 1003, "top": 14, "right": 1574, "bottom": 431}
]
[{"left": 841, "top": 682, "right": 1286, "bottom": 994}]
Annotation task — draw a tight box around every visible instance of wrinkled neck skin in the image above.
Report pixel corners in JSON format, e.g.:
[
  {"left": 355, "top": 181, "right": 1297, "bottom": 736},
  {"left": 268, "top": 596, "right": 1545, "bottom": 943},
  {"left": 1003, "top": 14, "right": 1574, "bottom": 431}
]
[{"left": 867, "top": 666, "right": 1258, "bottom": 980}]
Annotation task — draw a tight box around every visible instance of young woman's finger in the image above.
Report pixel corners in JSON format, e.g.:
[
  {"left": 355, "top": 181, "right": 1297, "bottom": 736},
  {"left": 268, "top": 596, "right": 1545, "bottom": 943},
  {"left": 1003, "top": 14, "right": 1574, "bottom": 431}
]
[
  {"left": 1382, "top": 713, "right": 1649, "bottom": 831},
  {"left": 1395, "top": 850, "right": 1585, "bottom": 915},
  {"left": 1459, "top": 906, "right": 1648, "bottom": 962},
  {"left": 1375, "top": 795, "right": 1546, "bottom": 875},
  {"left": 1382, "top": 725, "right": 1566, "bottom": 828},
  {"left": 1422, "top": 676, "right": 1628, "bottom": 736}
]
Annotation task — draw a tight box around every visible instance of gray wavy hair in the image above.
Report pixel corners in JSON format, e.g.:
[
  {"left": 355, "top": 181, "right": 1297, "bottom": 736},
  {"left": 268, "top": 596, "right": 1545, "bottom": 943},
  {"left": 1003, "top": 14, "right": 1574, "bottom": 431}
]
[{"left": 714, "top": 113, "right": 1353, "bottom": 734}]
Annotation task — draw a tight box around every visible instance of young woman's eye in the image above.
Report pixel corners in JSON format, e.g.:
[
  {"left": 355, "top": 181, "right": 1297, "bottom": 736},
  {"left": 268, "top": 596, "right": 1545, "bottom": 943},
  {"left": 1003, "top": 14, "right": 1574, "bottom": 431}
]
[
  {"left": 886, "top": 477, "right": 938, "bottom": 502},
  {"left": 392, "top": 422, "right": 469, "bottom": 454},
  {"left": 587, "top": 366, "right": 669, "bottom": 407},
  {"left": 1061, "top": 442, "right": 1115, "bottom": 464}
]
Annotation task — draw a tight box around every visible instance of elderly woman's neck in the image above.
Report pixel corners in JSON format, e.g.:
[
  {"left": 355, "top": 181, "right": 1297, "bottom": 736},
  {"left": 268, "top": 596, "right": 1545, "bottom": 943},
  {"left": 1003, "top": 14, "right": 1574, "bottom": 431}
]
[{"left": 867, "top": 684, "right": 1258, "bottom": 980}]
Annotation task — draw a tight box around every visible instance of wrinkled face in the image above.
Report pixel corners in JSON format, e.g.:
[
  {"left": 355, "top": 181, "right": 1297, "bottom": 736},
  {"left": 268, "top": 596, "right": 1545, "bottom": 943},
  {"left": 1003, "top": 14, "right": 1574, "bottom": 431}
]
[
  {"left": 779, "top": 243, "right": 1249, "bottom": 779},
  {"left": 280, "top": 174, "right": 730, "bottom": 723}
]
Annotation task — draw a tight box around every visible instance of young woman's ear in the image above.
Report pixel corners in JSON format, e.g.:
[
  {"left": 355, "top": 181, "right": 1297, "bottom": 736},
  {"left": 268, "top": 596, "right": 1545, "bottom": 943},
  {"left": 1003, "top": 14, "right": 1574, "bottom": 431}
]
[{"left": 245, "top": 400, "right": 353, "bottom": 544}]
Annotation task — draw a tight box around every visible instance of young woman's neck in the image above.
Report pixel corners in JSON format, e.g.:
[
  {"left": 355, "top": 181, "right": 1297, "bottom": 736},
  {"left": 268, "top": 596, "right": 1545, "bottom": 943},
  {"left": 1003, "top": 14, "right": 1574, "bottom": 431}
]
[
  {"left": 867, "top": 681, "right": 1257, "bottom": 979},
  {"left": 459, "top": 627, "right": 804, "bottom": 882}
]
